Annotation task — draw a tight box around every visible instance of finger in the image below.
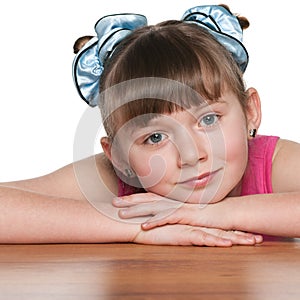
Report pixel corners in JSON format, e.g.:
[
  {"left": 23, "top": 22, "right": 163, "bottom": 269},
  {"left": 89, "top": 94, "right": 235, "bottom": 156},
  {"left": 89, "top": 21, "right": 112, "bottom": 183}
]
[
  {"left": 188, "top": 228, "right": 233, "bottom": 247},
  {"left": 118, "top": 203, "right": 158, "bottom": 219},
  {"left": 112, "top": 197, "right": 138, "bottom": 208},
  {"left": 142, "top": 214, "right": 178, "bottom": 230},
  {"left": 160, "top": 226, "right": 233, "bottom": 247},
  {"left": 143, "top": 217, "right": 264, "bottom": 245},
  {"left": 118, "top": 202, "right": 180, "bottom": 219},
  {"left": 212, "top": 229, "right": 259, "bottom": 245},
  {"left": 142, "top": 207, "right": 190, "bottom": 230},
  {"left": 134, "top": 224, "right": 232, "bottom": 247},
  {"left": 113, "top": 193, "right": 165, "bottom": 207},
  {"left": 184, "top": 228, "right": 260, "bottom": 247},
  {"left": 228, "top": 230, "right": 263, "bottom": 244}
]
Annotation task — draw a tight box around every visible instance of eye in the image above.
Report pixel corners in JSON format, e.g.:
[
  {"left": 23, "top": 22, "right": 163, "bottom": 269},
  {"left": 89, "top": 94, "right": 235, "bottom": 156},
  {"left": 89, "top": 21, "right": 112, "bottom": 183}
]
[
  {"left": 145, "top": 133, "right": 167, "bottom": 145},
  {"left": 199, "top": 113, "right": 220, "bottom": 127}
]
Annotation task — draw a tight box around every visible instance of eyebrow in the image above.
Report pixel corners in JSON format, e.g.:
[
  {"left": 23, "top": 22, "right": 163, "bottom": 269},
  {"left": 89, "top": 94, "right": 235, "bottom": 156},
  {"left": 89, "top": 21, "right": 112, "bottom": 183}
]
[
  {"left": 182, "top": 100, "right": 228, "bottom": 115},
  {"left": 126, "top": 100, "right": 228, "bottom": 137},
  {"left": 126, "top": 114, "right": 163, "bottom": 136}
]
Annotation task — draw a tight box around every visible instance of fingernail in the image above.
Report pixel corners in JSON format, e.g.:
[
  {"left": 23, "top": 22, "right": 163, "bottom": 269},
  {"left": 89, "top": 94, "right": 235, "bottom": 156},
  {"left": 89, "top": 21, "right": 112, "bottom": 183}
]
[
  {"left": 119, "top": 209, "right": 128, "bottom": 217},
  {"left": 142, "top": 223, "right": 149, "bottom": 229},
  {"left": 255, "top": 235, "right": 263, "bottom": 243},
  {"left": 246, "top": 237, "right": 255, "bottom": 243},
  {"left": 113, "top": 197, "right": 122, "bottom": 204}
]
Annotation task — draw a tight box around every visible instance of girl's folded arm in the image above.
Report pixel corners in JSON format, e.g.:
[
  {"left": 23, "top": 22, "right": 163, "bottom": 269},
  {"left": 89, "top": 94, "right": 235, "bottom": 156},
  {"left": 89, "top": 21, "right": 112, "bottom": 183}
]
[
  {"left": 0, "top": 184, "right": 261, "bottom": 246},
  {"left": 0, "top": 153, "right": 142, "bottom": 243},
  {"left": 0, "top": 186, "right": 141, "bottom": 244},
  {"left": 230, "top": 138, "right": 300, "bottom": 237}
]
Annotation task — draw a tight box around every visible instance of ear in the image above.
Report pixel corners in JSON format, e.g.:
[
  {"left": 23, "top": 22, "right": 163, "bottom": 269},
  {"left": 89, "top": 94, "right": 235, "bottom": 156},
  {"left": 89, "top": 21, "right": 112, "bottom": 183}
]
[
  {"left": 100, "top": 137, "right": 132, "bottom": 176},
  {"left": 100, "top": 137, "right": 113, "bottom": 162},
  {"left": 245, "top": 87, "right": 262, "bottom": 134}
]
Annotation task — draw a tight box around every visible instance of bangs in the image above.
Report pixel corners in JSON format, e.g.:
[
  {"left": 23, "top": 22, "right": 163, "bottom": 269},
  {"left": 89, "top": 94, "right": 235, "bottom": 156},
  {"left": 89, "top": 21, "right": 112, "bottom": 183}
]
[
  {"left": 100, "top": 77, "right": 209, "bottom": 137},
  {"left": 100, "top": 21, "right": 246, "bottom": 137}
]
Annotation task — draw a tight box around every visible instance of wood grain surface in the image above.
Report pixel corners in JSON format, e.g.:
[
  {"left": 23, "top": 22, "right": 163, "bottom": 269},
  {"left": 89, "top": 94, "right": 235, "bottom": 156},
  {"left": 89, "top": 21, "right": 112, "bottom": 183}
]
[{"left": 1, "top": 239, "right": 300, "bottom": 299}]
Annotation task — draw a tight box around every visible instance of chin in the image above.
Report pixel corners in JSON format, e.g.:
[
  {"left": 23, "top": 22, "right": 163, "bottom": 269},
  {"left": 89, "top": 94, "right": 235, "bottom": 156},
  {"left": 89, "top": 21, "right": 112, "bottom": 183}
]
[{"left": 177, "top": 187, "right": 229, "bottom": 204}]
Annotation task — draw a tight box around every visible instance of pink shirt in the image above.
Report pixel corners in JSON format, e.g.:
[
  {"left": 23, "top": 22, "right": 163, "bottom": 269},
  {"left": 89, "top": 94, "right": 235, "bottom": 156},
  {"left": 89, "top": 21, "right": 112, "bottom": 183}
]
[
  {"left": 118, "top": 135, "right": 279, "bottom": 197},
  {"left": 241, "top": 135, "right": 279, "bottom": 195}
]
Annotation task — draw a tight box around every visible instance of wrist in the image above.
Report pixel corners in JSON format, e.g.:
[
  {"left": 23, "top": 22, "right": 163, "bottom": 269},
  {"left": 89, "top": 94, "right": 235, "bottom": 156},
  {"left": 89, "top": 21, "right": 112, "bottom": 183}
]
[
  {"left": 207, "top": 198, "right": 236, "bottom": 230},
  {"left": 221, "top": 197, "right": 241, "bottom": 231}
]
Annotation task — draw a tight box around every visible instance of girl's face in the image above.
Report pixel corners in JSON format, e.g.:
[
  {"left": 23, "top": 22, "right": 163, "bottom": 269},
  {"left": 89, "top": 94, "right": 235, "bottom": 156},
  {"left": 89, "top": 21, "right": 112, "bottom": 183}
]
[{"left": 113, "top": 91, "right": 250, "bottom": 204}]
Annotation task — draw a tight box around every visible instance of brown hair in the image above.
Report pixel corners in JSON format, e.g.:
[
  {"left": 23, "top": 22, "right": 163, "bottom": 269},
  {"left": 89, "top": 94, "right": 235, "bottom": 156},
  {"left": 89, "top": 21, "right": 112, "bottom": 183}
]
[
  {"left": 218, "top": 4, "right": 250, "bottom": 30},
  {"left": 99, "top": 20, "right": 248, "bottom": 138},
  {"left": 73, "top": 35, "right": 94, "bottom": 54}
]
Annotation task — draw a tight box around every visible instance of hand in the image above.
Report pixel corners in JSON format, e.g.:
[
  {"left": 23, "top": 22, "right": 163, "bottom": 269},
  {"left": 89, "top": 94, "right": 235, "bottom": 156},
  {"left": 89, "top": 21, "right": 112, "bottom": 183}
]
[
  {"left": 113, "top": 193, "right": 263, "bottom": 246},
  {"left": 134, "top": 223, "right": 262, "bottom": 247},
  {"left": 113, "top": 192, "right": 229, "bottom": 229}
]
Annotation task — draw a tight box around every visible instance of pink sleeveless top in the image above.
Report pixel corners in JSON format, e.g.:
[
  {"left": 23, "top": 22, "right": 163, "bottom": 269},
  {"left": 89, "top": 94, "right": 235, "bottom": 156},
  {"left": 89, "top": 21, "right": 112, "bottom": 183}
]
[
  {"left": 118, "top": 178, "right": 145, "bottom": 197},
  {"left": 241, "top": 135, "right": 279, "bottom": 195},
  {"left": 118, "top": 135, "right": 279, "bottom": 197}
]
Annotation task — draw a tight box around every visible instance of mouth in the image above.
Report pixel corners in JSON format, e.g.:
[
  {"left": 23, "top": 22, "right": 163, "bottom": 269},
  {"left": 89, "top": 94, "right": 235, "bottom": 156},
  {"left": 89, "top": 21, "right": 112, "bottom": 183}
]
[{"left": 178, "top": 169, "right": 221, "bottom": 189}]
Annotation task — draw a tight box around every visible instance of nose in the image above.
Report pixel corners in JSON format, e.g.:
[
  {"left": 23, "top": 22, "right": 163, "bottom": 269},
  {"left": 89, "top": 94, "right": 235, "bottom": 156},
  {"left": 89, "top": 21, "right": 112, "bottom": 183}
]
[{"left": 175, "top": 128, "right": 208, "bottom": 167}]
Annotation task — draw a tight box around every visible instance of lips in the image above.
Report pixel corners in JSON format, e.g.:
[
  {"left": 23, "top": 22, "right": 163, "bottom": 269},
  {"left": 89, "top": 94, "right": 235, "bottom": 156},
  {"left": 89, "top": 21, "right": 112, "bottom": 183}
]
[{"left": 179, "top": 170, "right": 220, "bottom": 189}]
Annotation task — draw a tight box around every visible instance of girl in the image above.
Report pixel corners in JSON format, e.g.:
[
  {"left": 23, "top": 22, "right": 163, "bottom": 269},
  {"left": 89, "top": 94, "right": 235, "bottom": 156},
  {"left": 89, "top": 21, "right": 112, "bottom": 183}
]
[
  {"left": 0, "top": 5, "right": 298, "bottom": 246},
  {"left": 74, "top": 4, "right": 300, "bottom": 239}
]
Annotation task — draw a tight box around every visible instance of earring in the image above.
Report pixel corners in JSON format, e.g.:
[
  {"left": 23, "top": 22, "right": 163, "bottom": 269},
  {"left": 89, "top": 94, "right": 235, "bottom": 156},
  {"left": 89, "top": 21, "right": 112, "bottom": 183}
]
[
  {"left": 124, "top": 168, "right": 134, "bottom": 178},
  {"left": 249, "top": 129, "right": 257, "bottom": 138}
]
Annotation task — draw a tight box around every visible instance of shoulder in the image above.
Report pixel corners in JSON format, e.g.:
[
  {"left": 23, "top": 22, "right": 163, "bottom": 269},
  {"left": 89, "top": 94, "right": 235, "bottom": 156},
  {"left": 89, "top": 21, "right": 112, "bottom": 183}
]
[
  {"left": 272, "top": 138, "right": 300, "bottom": 192},
  {"left": 1, "top": 153, "right": 119, "bottom": 200},
  {"left": 95, "top": 153, "right": 119, "bottom": 195},
  {"left": 73, "top": 153, "right": 119, "bottom": 197},
  {"left": 273, "top": 138, "right": 300, "bottom": 156}
]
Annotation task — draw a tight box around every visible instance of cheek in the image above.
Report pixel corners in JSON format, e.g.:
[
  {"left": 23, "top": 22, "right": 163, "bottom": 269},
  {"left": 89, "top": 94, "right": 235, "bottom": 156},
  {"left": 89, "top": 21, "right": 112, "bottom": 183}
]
[
  {"left": 129, "top": 149, "right": 171, "bottom": 189},
  {"left": 217, "top": 110, "right": 248, "bottom": 162},
  {"left": 208, "top": 115, "right": 248, "bottom": 185},
  {"left": 223, "top": 125, "right": 249, "bottom": 171}
]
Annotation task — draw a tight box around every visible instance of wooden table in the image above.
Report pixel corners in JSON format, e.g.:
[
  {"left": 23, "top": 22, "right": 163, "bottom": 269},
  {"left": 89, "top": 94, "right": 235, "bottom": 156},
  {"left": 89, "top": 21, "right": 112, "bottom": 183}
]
[{"left": 1, "top": 239, "right": 300, "bottom": 299}]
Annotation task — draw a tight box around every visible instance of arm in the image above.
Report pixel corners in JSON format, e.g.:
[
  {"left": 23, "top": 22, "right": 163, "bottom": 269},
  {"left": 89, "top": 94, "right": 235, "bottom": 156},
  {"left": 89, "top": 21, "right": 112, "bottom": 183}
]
[
  {"left": 228, "top": 138, "right": 300, "bottom": 237},
  {"left": 136, "top": 193, "right": 300, "bottom": 238},
  {"left": 0, "top": 153, "right": 139, "bottom": 243},
  {"left": 0, "top": 186, "right": 138, "bottom": 243},
  {"left": 0, "top": 154, "right": 258, "bottom": 246},
  {"left": 0, "top": 185, "right": 259, "bottom": 246},
  {"left": 115, "top": 139, "right": 300, "bottom": 238}
]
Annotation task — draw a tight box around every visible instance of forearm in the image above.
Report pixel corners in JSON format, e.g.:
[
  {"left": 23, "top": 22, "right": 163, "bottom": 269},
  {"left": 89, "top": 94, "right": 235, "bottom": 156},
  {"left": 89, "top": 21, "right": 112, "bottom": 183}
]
[
  {"left": 0, "top": 186, "right": 140, "bottom": 244},
  {"left": 123, "top": 192, "right": 299, "bottom": 240},
  {"left": 227, "top": 192, "right": 300, "bottom": 237}
]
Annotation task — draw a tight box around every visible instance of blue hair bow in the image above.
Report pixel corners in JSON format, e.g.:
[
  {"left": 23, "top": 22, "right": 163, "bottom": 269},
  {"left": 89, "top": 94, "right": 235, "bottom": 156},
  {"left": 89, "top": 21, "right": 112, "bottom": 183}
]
[
  {"left": 73, "top": 6, "right": 248, "bottom": 107},
  {"left": 72, "top": 14, "right": 147, "bottom": 107},
  {"left": 182, "top": 5, "right": 248, "bottom": 72}
]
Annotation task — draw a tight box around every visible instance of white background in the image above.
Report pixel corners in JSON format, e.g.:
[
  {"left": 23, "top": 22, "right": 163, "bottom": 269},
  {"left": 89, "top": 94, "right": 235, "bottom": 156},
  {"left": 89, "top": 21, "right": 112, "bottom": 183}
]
[{"left": 0, "top": 0, "right": 299, "bottom": 181}]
